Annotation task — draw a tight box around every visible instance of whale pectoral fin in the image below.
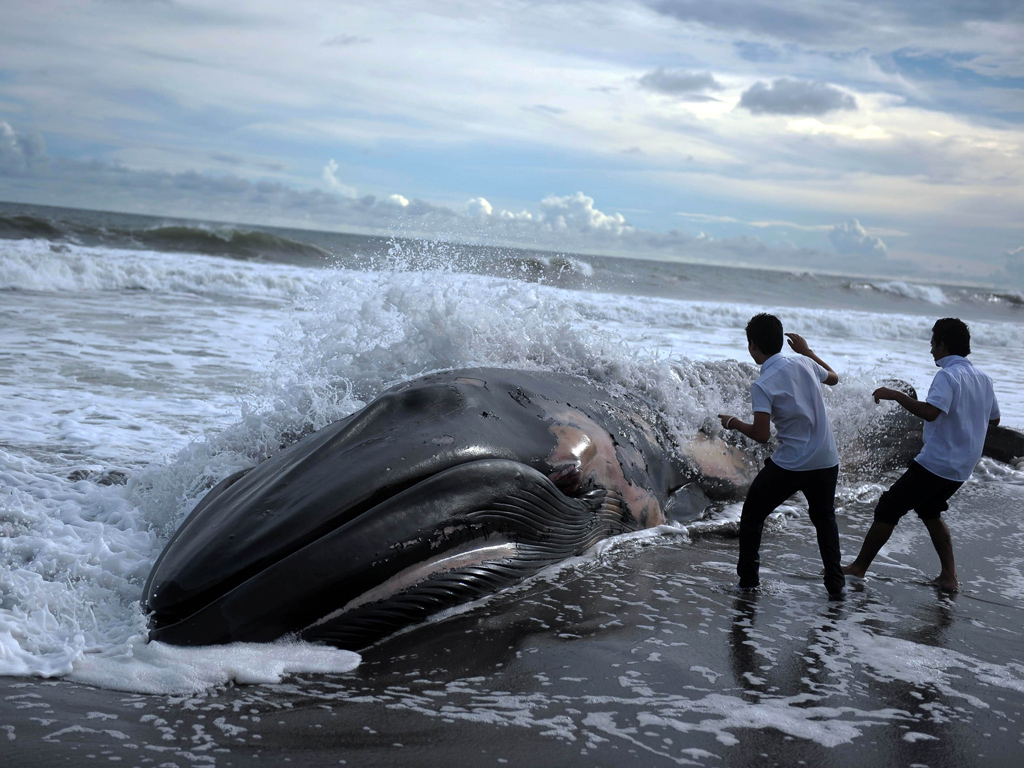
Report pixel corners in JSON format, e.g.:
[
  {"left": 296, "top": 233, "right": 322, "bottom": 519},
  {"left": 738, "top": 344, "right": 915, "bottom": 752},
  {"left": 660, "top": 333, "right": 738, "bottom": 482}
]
[
  {"left": 300, "top": 460, "right": 630, "bottom": 649},
  {"left": 664, "top": 482, "right": 710, "bottom": 523}
]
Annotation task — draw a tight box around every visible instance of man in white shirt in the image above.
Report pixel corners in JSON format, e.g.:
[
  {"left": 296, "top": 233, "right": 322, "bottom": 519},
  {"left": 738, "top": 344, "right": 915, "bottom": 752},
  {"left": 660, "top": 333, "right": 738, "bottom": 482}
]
[
  {"left": 718, "top": 313, "right": 845, "bottom": 599},
  {"left": 843, "top": 318, "right": 1000, "bottom": 592}
]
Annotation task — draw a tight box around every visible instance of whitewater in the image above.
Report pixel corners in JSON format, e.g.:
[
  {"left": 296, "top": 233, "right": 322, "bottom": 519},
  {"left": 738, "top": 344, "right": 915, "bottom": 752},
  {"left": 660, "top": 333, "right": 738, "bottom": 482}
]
[{"left": 1, "top": 203, "right": 1023, "bottom": 765}]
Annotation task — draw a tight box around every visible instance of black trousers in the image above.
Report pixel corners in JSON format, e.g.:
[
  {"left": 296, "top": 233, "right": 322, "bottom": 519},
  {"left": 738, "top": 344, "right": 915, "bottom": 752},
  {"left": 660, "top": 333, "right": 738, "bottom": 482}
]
[
  {"left": 738, "top": 458, "right": 844, "bottom": 595},
  {"left": 873, "top": 461, "right": 963, "bottom": 525}
]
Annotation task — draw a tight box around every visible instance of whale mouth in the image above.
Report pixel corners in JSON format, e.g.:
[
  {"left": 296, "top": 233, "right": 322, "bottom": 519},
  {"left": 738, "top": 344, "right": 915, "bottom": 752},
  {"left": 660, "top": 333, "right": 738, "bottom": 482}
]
[
  {"left": 143, "top": 459, "right": 629, "bottom": 648},
  {"left": 312, "top": 539, "right": 524, "bottom": 621}
]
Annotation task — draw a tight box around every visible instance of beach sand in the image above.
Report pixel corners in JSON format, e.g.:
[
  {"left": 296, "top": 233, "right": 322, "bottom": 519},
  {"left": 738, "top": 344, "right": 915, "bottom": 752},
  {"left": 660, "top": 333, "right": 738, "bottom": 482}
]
[{"left": 3, "top": 477, "right": 1023, "bottom": 767}]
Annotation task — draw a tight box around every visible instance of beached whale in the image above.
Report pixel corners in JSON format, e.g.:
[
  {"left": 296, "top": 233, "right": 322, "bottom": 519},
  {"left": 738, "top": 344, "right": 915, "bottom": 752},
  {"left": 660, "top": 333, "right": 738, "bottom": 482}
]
[
  {"left": 142, "top": 366, "right": 1022, "bottom": 650},
  {"left": 143, "top": 368, "right": 721, "bottom": 650}
]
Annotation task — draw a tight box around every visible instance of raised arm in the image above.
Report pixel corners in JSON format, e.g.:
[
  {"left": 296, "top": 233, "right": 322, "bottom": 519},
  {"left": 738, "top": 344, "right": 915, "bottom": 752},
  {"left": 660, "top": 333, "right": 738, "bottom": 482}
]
[{"left": 785, "top": 333, "right": 839, "bottom": 386}]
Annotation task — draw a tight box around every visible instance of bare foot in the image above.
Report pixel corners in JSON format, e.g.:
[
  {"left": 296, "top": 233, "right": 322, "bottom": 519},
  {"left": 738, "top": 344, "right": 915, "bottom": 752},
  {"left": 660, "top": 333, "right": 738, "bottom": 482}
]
[
  {"left": 927, "top": 576, "right": 960, "bottom": 593},
  {"left": 842, "top": 564, "right": 866, "bottom": 579}
]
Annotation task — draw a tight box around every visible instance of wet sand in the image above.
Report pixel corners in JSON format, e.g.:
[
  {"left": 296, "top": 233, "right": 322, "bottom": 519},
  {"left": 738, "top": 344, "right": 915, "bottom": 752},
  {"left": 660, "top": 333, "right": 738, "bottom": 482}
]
[{"left": 3, "top": 477, "right": 1023, "bottom": 767}]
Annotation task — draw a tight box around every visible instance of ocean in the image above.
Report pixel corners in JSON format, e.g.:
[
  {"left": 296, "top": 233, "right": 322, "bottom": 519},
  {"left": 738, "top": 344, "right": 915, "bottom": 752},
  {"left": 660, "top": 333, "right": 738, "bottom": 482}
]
[{"left": 1, "top": 200, "right": 1023, "bottom": 765}]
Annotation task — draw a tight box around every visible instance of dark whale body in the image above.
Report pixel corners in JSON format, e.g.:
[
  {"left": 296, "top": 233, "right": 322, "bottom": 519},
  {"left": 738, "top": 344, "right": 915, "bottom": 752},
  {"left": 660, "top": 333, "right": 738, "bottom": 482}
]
[{"left": 143, "top": 368, "right": 712, "bottom": 650}]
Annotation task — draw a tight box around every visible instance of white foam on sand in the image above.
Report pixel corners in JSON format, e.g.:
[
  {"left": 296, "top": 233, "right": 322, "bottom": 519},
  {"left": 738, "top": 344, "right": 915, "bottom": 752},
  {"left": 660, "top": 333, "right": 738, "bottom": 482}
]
[
  {"left": 69, "top": 637, "right": 360, "bottom": 695},
  {"left": 288, "top": 550, "right": 1024, "bottom": 760},
  {"left": 840, "top": 619, "right": 1024, "bottom": 701}
]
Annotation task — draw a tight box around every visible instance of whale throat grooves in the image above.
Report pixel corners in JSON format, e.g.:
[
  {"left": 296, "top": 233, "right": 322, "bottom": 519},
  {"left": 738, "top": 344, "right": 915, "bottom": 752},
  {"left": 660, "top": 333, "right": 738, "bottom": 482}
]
[{"left": 301, "top": 460, "right": 629, "bottom": 649}]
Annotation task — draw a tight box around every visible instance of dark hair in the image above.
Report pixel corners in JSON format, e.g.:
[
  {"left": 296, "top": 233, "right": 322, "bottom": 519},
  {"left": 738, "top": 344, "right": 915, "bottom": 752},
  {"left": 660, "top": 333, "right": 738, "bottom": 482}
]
[
  {"left": 932, "top": 317, "right": 971, "bottom": 357},
  {"left": 745, "top": 313, "right": 783, "bottom": 356}
]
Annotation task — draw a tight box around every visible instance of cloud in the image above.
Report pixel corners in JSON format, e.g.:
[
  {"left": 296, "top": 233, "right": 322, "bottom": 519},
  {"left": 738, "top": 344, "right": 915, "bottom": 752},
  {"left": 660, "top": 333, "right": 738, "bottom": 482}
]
[
  {"left": 0, "top": 121, "right": 46, "bottom": 174},
  {"left": 829, "top": 219, "right": 888, "bottom": 257},
  {"left": 676, "top": 211, "right": 838, "bottom": 232},
  {"left": 675, "top": 212, "right": 743, "bottom": 225},
  {"left": 210, "top": 153, "right": 285, "bottom": 172},
  {"left": 537, "top": 192, "right": 632, "bottom": 235},
  {"left": 733, "top": 40, "right": 791, "bottom": 63},
  {"left": 648, "top": 1, "right": 846, "bottom": 44},
  {"left": 646, "top": 0, "right": 1023, "bottom": 45},
  {"left": 637, "top": 67, "right": 723, "bottom": 98},
  {"left": 466, "top": 197, "right": 493, "bottom": 217},
  {"left": 322, "top": 34, "right": 372, "bottom": 47},
  {"left": 467, "top": 192, "right": 635, "bottom": 236},
  {"left": 322, "top": 159, "right": 356, "bottom": 198},
  {"left": 740, "top": 79, "right": 857, "bottom": 116},
  {"left": 522, "top": 104, "right": 567, "bottom": 116}
]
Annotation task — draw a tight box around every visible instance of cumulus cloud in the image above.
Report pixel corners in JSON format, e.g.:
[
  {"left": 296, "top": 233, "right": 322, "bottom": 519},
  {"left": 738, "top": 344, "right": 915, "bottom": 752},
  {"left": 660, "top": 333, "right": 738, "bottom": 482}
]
[
  {"left": 464, "top": 190, "right": 807, "bottom": 263},
  {"left": 740, "top": 78, "right": 857, "bottom": 116},
  {"left": 829, "top": 219, "right": 887, "bottom": 257},
  {"left": 468, "top": 192, "right": 634, "bottom": 235},
  {"left": 322, "top": 159, "right": 356, "bottom": 198},
  {"left": 537, "top": 192, "right": 632, "bottom": 235},
  {"left": 0, "top": 121, "right": 47, "bottom": 174},
  {"left": 466, "top": 197, "right": 493, "bottom": 217},
  {"left": 637, "top": 67, "right": 723, "bottom": 100}
]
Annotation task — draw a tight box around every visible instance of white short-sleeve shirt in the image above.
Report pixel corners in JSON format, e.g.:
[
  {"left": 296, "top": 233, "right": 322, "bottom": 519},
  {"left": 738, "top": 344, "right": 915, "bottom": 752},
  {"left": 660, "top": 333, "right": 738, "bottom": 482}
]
[
  {"left": 916, "top": 355, "right": 1000, "bottom": 482},
  {"left": 750, "top": 353, "right": 839, "bottom": 471}
]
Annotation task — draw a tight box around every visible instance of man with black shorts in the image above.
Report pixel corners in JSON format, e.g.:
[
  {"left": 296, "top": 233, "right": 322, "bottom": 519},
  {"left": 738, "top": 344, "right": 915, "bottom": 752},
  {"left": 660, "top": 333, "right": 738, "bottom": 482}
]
[
  {"left": 843, "top": 318, "right": 1000, "bottom": 592},
  {"left": 718, "top": 313, "right": 845, "bottom": 599}
]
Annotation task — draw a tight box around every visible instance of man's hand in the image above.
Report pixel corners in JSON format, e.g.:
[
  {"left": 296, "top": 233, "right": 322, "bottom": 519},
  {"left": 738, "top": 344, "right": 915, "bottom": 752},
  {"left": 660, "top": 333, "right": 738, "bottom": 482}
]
[
  {"left": 872, "top": 387, "right": 899, "bottom": 404},
  {"left": 872, "top": 386, "right": 941, "bottom": 421},
  {"left": 719, "top": 412, "right": 771, "bottom": 443},
  {"left": 787, "top": 332, "right": 840, "bottom": 385},
  {"left": 786, "top": 332, "right": 814, "bottom": 356}
]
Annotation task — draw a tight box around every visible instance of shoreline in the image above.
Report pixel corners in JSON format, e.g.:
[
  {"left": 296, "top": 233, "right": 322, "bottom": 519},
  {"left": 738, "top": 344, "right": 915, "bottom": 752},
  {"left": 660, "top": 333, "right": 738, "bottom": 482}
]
[{"left": 3, "top": 477, "right": 1022, "bottom": 767}]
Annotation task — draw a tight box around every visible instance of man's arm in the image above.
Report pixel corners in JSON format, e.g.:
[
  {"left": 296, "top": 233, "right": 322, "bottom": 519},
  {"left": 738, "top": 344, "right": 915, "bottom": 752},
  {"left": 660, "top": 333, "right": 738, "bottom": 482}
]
[
  {"left": 872, "top": 387, "right": 942, "bottom": 422},
  {"left": 785, "top": 333, "right": 839, "bottom": 386},
  {"left": 718, "top": 411, "right": 771, "bottom": 443}
]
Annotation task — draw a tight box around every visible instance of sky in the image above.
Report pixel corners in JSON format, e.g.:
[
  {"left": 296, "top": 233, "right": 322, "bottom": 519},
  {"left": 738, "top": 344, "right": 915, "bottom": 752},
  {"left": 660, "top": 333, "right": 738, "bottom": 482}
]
[{"left": 1, "top": 0, "right": 1023, "bottom": 286}]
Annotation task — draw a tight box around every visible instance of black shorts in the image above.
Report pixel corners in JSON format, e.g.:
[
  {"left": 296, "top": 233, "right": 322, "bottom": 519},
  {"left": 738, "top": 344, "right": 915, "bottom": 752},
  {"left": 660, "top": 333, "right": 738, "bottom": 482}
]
[{"left": 873, "top": 461, "right": 964, "bottom": 525}]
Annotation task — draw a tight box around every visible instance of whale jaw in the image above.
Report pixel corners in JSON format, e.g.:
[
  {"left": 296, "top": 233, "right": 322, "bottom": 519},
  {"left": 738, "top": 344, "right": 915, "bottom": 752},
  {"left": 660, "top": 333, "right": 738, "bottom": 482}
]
[{"left": 144, "top": 460, "right": 629, "bottom": 649}]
